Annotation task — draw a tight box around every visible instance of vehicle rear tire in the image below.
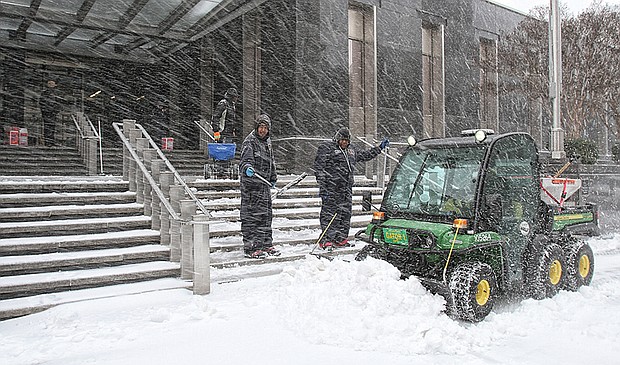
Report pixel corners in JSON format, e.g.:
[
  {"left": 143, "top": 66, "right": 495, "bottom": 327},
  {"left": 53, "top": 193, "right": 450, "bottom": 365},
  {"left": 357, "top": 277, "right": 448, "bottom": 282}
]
[
  {"left": 563, "top": 241, "right": 594, "bottom": 291},
  {"left": 448, "top": 262, "right": 497, "bottom": 322},
  {"left": 528, "top": 243, "right": 565, "bottom": 300}
]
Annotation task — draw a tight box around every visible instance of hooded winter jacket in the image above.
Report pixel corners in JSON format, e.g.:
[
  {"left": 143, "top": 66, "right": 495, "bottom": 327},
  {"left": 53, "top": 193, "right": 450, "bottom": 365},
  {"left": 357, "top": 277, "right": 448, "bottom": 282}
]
[{"left": 314, "top": 128, "right": 380, "bottom": 196}]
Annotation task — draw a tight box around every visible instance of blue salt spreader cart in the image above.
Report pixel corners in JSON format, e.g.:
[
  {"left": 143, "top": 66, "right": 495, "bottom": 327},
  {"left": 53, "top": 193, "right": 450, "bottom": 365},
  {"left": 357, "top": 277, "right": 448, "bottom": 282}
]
[{"left": 204, "top": 143, "right": 239, "bottom": 179}]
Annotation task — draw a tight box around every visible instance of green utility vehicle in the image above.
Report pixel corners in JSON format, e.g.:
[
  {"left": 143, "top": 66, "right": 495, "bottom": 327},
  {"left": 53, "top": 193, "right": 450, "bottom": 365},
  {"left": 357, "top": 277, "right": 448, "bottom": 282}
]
[{"left": 356, "top": 130, "right": 599, "bottom": 322}]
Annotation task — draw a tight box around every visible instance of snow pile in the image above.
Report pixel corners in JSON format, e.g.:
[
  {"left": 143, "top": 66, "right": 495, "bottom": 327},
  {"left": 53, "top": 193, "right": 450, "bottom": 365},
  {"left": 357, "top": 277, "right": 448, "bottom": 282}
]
[
  {"left": 2, "top": 234, "right": 620, "bottom": 365},
  {"left": 270, "top": 256, "right": 467, "bottom": 355}
]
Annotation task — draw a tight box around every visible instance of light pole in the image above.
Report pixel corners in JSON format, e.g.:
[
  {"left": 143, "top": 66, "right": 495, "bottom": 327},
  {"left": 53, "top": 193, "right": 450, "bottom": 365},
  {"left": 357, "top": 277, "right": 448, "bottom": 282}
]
[{"left": 549, "top": 0, "right": 566, "bottom": 159}]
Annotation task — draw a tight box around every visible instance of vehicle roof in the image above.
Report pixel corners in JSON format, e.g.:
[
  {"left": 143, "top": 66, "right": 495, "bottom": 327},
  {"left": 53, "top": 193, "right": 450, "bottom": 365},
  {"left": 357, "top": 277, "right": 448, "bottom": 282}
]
[{"left": 416, "top": 132, "right": 530, "bottom": 149}]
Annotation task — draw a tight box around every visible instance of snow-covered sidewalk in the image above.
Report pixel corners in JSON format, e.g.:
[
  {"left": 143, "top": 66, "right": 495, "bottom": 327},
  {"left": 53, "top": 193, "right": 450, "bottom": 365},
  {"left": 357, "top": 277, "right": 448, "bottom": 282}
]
[{"left": 2, "top": 233, "right": 620, "bottom": 365}]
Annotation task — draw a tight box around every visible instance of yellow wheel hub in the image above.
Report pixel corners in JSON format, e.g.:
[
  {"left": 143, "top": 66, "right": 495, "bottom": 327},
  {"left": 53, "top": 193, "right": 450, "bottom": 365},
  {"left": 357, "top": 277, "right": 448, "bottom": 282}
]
[
  {"left": 579, "top": 255, "right": 591, "bottom": 279},
  {"left": 549, "top": 260, "right": 562, "bottom": 285},
  {"left": 476, "top": 279, "right": 491, "bottom": 306}
]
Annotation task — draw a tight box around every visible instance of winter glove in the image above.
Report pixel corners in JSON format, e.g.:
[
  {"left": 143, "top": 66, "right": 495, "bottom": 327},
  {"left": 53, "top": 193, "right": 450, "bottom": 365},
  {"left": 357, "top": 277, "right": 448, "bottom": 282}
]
[
  {"left": 379, "top": 138, "right": 390, "bottom": 150},
  {"left": 245, "top": 166, "right": 255, "bottom": 177},
  {"left": 213, "top": 131, "right": 221, "bottom": 142}
]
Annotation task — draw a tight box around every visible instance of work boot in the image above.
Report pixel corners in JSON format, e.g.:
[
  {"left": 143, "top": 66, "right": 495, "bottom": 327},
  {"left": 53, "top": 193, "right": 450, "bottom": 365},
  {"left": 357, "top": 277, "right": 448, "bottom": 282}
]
[
  {"left": 333, "top": 239, "right": 353, "bottom": 248},
  {"left": 263, "top": 246, "right": 281, "bottom": 256},
  {"left": 244, "top": 249, "right": 266, "bottom": 259},
  {"left": 319, "top": 241, "right": 333, "bottom": 250}
]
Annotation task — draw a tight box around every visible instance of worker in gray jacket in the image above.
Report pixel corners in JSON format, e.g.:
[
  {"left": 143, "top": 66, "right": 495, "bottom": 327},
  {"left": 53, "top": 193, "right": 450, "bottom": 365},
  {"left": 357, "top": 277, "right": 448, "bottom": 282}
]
[{"left": 239, "top": 114, "right": 279, "bottom": 259}]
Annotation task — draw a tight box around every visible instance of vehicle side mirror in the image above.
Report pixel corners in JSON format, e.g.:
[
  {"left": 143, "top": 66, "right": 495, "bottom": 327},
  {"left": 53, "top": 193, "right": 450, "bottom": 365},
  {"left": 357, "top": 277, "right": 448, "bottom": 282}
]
[{"left": 484, "top": 194, "right": 503, "bottom": 230}]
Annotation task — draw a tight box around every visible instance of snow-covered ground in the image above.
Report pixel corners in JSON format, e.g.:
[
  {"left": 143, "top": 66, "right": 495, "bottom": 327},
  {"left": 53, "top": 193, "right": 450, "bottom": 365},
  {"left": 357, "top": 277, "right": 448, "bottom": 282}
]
[{"left": 2, "top": 233, "right": 620, "bottom": 365}]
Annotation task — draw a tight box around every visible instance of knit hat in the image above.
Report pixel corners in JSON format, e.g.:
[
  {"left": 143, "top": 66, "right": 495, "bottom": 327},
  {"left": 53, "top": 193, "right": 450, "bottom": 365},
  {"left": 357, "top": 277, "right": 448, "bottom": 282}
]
[{"left": 333, "top": 127, "right": 351, "bottom": 142}]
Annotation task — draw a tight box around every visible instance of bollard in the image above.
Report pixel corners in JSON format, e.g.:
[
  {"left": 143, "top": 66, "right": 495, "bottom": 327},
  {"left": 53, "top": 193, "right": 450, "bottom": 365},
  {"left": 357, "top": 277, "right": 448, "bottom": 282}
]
[
  {"left": 193, "top": 214, "right": 211, "bottom": 295},
  {"left": 169, "top": 185, "right": 184, "bottom": 262},
  {"left": 159, "top": 171, "right": 174, "bottom": 246},
  {"left": 180, "top": 200, "right": 195, "bottom": 280}
]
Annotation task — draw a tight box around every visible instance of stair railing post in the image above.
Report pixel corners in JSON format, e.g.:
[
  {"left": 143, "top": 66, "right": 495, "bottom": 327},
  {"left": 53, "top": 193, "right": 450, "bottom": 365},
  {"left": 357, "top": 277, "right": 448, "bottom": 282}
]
[
  {"left": 192, "top": 214, "right": 210, "bottom": 295},
  {"left": 180, "top": 200, "right": 195, "bottom": 280},
  {"left": 365, "top": 134, "right": 375, "bottom": 180},
  {"left": 87, "top": 136, "right": 97, "bottom": 176},
  {"left": 169, "top": 185, "right": 184, "bottom": 262},
  {"left": 159, "top": 171, "right": 174, "bottom": 246},
  {"left": 143, "top": 149, "right": 155, "bottom": 216},
  {"left": 377, "top": 146, "right": 386, "bottom": 189},
  {"left": 122, "top": 119, "right": 136, "bottom": 181},
  {"left": 150, "top": 159, "right": 163, "bottom": 230},
  {"left": 135, "top": 138, "right": 148, "bottom": 204},
  {"left": 128, "top": 128, "right": 142, "bottom": 192}
]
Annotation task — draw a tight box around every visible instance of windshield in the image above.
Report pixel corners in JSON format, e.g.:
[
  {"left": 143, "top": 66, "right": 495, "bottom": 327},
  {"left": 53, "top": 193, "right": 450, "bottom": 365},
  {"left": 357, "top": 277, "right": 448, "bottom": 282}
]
[{"left": 382, "top": 145, "right": 486, "bottom": 220}]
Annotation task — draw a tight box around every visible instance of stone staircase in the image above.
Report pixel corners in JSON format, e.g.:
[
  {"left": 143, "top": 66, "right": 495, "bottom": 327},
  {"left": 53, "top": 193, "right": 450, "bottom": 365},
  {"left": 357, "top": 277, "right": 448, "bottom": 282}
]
[
  {"left": 0, "top": 127, "right": 388, "bottom": 320},
  {"left": 101, "top": 147, "right": 212, "bottom": 177},
  {"left": 1, "top": 145, "right": 210, "bottom": 177},
  {"left": 0, "top": 145, "right": 88, "bottom": 176},
  {"left": 0, "top": 177, "right": 186, "bottom": 319},
  {"left": 0, "top": 173, "right": 383, "bottom": 320}
]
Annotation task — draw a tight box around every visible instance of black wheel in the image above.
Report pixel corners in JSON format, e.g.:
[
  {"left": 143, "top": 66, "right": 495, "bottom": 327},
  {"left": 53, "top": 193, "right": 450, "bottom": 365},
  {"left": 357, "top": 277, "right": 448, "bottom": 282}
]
[
  {"left": 528, "top": 243, "right": 565, "bottom": 300},
  {"left": 563, "top": 240, "right": 594, "bottom": 291},
  {"left": 355, "top": 244, "right": 379, "bottom": 261},
  {"left": 448, "top": 262, "right": 497, "bottom": 322}
]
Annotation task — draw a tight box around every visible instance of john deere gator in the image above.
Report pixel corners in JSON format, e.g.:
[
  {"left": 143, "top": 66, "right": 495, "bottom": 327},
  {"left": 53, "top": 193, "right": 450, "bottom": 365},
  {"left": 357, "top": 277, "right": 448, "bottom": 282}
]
[{"left": 356, "top": 130, "right": 599, "bottom": 322}]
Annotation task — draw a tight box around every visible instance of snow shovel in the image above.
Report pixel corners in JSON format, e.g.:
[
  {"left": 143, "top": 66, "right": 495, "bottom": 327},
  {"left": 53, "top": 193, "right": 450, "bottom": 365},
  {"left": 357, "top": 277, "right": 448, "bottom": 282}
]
[
  {"left": 271, "top": 172, "right": 308, "bottom": 200},
  {"left": 309, "top": 212, "right": 338, "bottom": 260},
  {"left": 253, "top": 171, "right": 309, "bottom": 200}
]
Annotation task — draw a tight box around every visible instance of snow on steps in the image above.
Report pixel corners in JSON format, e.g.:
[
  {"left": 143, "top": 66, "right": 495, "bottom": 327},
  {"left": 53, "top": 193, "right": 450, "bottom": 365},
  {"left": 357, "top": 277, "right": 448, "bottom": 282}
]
[
  {"left": 0, "top": 278, "right": 191, "bottom": 321},
  {"left": 0, "top": 174, "right": 381, "bottom": 320}
]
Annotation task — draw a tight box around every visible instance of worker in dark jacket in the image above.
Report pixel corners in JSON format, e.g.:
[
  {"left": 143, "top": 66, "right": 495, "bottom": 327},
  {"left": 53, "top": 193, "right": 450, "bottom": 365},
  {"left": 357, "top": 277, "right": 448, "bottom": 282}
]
[
  {"left": 314, "top": 127, "right": 389, "bottom": 249},
  {"left": 239, "top": 114, "right": 279, "bottom": 258},
  {"left": 39, "top": 80, "right": 63, "bottom": 146},
  {"left": 211, "top": 87, "right": 240, "bottom": 144}
]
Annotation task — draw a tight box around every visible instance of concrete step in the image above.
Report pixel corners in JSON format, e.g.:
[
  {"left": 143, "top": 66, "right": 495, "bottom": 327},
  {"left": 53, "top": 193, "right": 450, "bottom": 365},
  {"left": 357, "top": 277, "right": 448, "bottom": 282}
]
[
  {"left": 0, "top": 261, "right": 181, "bottom": 300},
  {"left": 0, "top": 278, "right": 192, "bottom": 321},
  {"left": 208, "top": 214, "right": 371, "bottom": 239},
  {"left": 0, "top": 245, "right": 171, "bottom": 276},
  {"left": 0, "top": 229, "right": 161, "bottom": 255},
  {"left": 197, "top": 186, "right": 384, "bottom": 199},
  {"left": 211, "top": 204, "right": 372, "bottom": 221},
  {"left": 0, "top": 215, "right": 152, "bottom": 238},
  {"left": 0, "top": 178, "right": 128, "bottom": 194},
  {"left": 204, "top": 195, "right": 382, "bottom": 210},
  {"left": 0, "top": 202, "right": 144, "bottom": 221},
  {"left": 0, "top": 191, "right": 136, "bottom": 208}
]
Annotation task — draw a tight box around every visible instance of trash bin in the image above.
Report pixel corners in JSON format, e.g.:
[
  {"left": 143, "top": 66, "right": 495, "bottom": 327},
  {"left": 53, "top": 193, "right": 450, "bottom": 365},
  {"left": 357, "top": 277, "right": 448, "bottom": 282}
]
[{"left": 162, "top": 137, "right": 174, "bottom": 151}]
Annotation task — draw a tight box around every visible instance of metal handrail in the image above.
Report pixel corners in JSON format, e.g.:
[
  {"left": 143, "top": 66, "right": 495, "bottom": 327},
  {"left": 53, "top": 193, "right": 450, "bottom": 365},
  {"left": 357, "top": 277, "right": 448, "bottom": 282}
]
[
  {"left": 193, "top": 120, "right": 216, "bottom": 142},
  {"left": 71, "top": 112, "right": 103, "bottom": 175},
  {"left": 132, "top": 123, "right": 212, "bottom": 218},
  {"left": 272, "top": 136, "right": 331, "bottom": 142},
  {"left": 112, "top": 122, "right": 181, "bottom": 221}
]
